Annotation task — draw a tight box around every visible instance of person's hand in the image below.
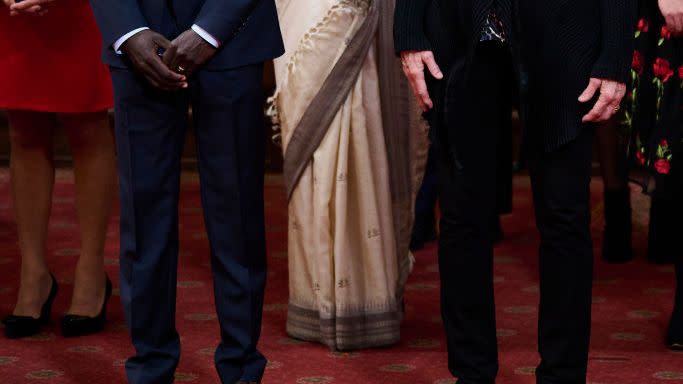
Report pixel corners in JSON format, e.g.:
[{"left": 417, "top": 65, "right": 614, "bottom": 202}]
[
  {"left": 162, "top": 29, "right": 217, "bottom": 77},
  {"left": 578, "top": 78, "right": 627, "bottom": 123},
  {"left": 121, "top": 30, "right": 188, "bottom": 91},
  {"left": 400, "top": 51, "right": 443, "bottom": 111},
  {"left": 8, "top": 0, "right": 54, "bottom": 16},
  {"left": 2, "top": 0, "right": 14, "bottom": 10},
  {"left": 659, "top": 0, "right": 683, "bottom": 35}
]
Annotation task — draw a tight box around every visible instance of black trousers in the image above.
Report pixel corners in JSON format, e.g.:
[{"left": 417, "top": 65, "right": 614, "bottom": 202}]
[{"left": 438, "top": 42, "right": 595, "bottom": 384}]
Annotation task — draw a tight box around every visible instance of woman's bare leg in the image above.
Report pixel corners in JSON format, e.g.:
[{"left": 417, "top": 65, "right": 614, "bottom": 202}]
[
  {"left": 7, "top": 110, "right": 57, "bottom": 318},
  {"left": 60, "top": 112, "right": 116, "bottom": 317}
]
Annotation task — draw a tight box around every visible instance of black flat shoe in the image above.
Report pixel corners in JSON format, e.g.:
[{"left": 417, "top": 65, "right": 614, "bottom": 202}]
[
  {"left": 668, "top": 340, "right": 683, "bottom": 351},
  {"left": 667, "top": 298, "right": 683, "bottom": 350},
  {"left": 61, "top": 275, "right": 112, "bottom": 338},
  {"left": 2, "top": 274, "right": 59, "bottom": 339},
  {"left": 666, "top": 322, "right": 683, "bottom": 350}
]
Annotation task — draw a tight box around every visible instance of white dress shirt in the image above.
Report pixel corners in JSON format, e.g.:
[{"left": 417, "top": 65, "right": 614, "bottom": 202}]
[{"left": 114, "top": 25, "right": 220, "bottom": 54}]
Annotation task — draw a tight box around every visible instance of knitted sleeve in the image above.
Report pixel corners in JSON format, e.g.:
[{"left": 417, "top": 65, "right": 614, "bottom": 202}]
[
  {"left": 393, "top": 0, "right": 432, "bottom": 53},
  {"left": 591, "top": 0, "right": 638, "bottom": 83}
]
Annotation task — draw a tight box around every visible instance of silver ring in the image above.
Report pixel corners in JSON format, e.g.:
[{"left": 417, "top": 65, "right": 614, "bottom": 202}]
[{"left": 176, "top": 66, "right": 186, "bottom": 74}]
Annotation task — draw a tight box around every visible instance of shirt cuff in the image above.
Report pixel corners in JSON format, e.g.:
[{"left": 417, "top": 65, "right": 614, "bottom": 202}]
[
  {"left": 191, "top": 24, "right": 220, "bottom": 48},
  {"left": 114, "top": 27, "right": 150, "bottom": 54}
]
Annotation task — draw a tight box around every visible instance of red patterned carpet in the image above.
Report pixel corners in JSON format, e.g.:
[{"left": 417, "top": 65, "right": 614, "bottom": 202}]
[{"left": 0, "top": 169, "right": 681, "bottom": 384}]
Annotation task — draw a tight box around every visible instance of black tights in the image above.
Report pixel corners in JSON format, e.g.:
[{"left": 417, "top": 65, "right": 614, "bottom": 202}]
[
  {"left": 596, "top": 118, "right": 682, "bottom": 337},
  {"left": 596, "top": 118, "right": 629, "bottom": 192},
  {"left": 653, "top": 165, "right": 683, "bottom": 336}
]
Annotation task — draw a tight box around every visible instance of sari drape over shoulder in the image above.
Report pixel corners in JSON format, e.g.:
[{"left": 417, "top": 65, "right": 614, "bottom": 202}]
[{"left": 270, "top": 0, "right": 429, "bottom": 350}]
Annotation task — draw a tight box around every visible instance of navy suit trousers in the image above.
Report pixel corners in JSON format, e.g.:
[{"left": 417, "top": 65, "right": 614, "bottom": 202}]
[{"left": 110, "top": 64, "right": 267, "bottom": 384}]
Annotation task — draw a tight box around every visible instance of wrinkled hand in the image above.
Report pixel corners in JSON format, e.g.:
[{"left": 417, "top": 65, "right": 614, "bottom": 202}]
[
  {"left": 121, "top": 30, "right": 188, "bottom": 91},
  {"left": 578, "top": 78, "right": 627, "bottom": 123},
  {"left": 400, "top": 51, "right": 444, "bottom": 111},
  {"left": 7, "top": 0, "right": 54, "bottom": 16},
  {"left": 162, "top": 29, "right": 217, "bottom": 77},
  {"left": 659, "top": 0, "right": 683, "bottom": 35}
]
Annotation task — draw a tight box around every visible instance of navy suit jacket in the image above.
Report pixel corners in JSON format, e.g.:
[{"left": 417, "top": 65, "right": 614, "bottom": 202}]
[{"left": 90, "top": 0, "right": 284, "bottom": 70}]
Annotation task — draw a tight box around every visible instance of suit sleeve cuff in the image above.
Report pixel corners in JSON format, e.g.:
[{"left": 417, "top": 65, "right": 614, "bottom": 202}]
[
  {"left": 192, "top": 24, "right": 221, "bottom": 48},
  {"left": 114, "top": 27, "right": 150, "bottom": 54}
]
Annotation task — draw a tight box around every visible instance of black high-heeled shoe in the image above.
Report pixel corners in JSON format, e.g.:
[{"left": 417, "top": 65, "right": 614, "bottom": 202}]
[
  {"left": 2, "top": 274, "right": 59, "bottom": 339},
  {"left": 60, "top": 275, "right": 112, "bottom": 338}
]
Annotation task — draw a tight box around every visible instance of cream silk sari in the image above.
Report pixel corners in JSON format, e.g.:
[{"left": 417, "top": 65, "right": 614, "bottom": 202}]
[{"left": 270, "top": 0, "right": 429, "bottom": 350}]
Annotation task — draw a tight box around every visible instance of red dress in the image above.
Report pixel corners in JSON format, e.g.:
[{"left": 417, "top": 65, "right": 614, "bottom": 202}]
[{"left": 0, "top": 0, "right": 113, "bottom": 113}]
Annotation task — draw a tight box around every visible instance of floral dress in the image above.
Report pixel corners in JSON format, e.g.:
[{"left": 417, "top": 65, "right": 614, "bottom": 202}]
[{"left": 622, "top": 0, "right": 683, "bottom": 186}]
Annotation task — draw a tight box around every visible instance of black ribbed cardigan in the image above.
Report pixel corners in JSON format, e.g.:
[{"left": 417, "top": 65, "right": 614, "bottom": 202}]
[{"left": 394, "top": 0, "right": 637, "bottom": 151}]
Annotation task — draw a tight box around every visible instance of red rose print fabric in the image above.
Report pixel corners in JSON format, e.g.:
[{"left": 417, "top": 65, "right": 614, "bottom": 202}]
[{"left": 620, "top": 4, "right": 682, "bottom": 185}]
